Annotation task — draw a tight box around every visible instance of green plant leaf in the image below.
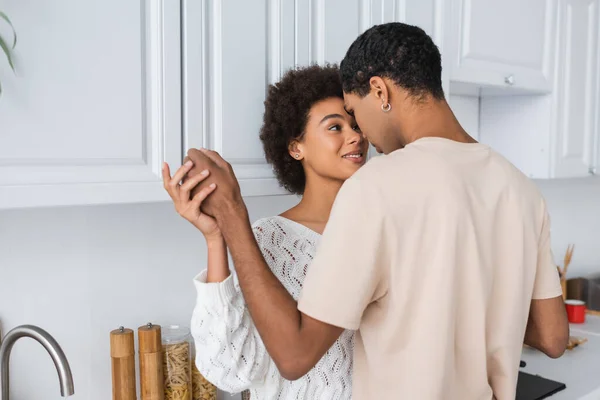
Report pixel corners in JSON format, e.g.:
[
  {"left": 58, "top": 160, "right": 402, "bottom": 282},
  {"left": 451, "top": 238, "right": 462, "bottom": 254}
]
[
  {"left": 0, "top": 12, "right": 17, "bottom": 48},
  {"left": 0, "top": 34, "right": 15, "bottom": 71}
]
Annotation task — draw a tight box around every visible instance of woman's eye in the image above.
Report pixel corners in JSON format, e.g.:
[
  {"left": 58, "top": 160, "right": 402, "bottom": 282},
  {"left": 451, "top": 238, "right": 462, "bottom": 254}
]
[
  {"left": 353, "top": 125, "right": 362, "bottom": 133},
  {"left": 328, "top": 124, "right": 341, "bottom": 131}
]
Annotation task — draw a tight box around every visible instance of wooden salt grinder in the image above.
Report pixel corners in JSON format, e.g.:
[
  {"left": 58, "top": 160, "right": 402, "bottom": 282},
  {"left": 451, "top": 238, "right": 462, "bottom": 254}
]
[
  {"left": 110, "top": 326, "right": 137, "bottom": 400},
  {"left": 138, "top": 322, "right": 164, "bottom": 400}
]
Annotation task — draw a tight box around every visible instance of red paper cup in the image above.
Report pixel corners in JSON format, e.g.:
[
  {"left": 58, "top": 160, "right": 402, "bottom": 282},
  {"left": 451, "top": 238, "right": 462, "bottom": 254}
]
[{"left": 565, "top": 299, "right": 586, "bottom": 324}]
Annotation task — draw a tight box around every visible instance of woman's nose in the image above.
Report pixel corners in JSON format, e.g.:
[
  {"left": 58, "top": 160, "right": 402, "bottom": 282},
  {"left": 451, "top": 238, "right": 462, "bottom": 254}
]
[{"left": 347, "top": 130, "right": 364, "bottom": 144}]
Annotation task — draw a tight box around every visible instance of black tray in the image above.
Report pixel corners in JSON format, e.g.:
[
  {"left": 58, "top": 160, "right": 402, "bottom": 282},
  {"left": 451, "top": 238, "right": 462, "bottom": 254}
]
[{"left": 516, "top": 371, "right": 566, "bottom": 400}]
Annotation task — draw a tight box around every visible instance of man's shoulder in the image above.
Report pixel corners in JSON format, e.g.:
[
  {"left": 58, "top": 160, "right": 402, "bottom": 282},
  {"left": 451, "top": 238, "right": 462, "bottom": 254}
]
[
  {"left": 486, "top": 148, "right": 544, "bottom": 196},
  {"left": 351, "top": 150, "right": 417, "bottom": 180}
]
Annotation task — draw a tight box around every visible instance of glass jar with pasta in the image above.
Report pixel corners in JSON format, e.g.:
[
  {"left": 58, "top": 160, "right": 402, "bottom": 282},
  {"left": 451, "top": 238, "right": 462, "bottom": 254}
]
[
  {"left": 190, "top": 341, "right": 217, "bottom": 400},
  {"left": 162, "top": 325, "right": 193, "bottom": 400}
]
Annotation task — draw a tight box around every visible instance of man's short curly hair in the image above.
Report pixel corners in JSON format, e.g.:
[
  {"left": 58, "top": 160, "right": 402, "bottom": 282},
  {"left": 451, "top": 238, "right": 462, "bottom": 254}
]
[
  {"left": 340, "top": 22, "right": 444, "bottom": 100},
  {"left": 260, "top": 65, "right": 343, "bottom": 195}
]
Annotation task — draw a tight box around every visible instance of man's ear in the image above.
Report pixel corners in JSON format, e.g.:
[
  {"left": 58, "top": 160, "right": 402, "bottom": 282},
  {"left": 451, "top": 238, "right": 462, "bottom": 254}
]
[
  {"left": 369, "top": 76, "right": 390, "bottom": 105},
  {"left": 288, "top": 140, "right": 304, "bottom": 161}
]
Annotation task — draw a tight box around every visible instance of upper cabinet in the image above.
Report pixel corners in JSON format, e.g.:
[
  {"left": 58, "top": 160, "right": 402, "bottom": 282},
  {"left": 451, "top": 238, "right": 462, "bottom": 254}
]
[
  {"left": 2, "top": 0, "right": 596, "bottom": 209},
  {"left": 0, "top": 0, "right": 182, "bottom": 209},
  {"left": 445, "top": 0, "right": 557, "bottom": 94},
  {"left": 0, "top": 0, "right": 441, "bottom": 209},
  {"left": 479, "top": 0, "right": 600, "bottom": 179},
  {"left": 552, "top": 0, "right": 600, "bottom": 178}
]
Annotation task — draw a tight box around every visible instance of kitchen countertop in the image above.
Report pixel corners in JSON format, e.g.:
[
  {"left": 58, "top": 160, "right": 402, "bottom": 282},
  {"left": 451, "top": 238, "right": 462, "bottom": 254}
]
[{"left": 520, "top": 315, "right": 600, "bottom": 400}]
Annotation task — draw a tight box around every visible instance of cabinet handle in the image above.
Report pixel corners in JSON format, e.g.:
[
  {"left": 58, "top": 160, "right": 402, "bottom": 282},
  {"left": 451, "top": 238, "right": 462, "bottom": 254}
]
[
  {"left": 504, "top": 75, "right": 515, "bottom": 85},
  {"left": 589, "top": 166, "right": 597, "bottom": 175}
]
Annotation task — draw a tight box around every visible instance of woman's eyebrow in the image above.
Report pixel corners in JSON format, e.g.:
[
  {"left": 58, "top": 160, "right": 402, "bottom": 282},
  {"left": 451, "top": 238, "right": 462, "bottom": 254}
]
[{"left": 319, "top": 113, "right": 345, "bottom": 124}]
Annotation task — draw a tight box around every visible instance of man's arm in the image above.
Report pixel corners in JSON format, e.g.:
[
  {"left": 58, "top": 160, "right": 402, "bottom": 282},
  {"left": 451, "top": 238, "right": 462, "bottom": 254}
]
[
  {"left": 220, "top": 211, "right": 344, "bottom": 380},
  {"left": 524, "top": 296, "right": 569, "bottom": 358},
  {"left": 184, "top": 148, "right": 343, "bottom": 380},
  {"left": 525, "top": 202, "right": 569, "bottom": 358}
]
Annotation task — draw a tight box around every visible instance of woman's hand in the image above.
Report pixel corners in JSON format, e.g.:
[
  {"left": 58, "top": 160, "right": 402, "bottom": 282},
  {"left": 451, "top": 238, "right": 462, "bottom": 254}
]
[{"left": 162, "top": 161, "right": 221, "bottom": 240}]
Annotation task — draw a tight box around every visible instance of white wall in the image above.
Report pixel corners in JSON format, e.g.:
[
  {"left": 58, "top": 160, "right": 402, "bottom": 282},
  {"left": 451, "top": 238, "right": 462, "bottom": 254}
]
[
  {"left": 535, "top": 177, "right": 600, "bottom": 278},
  {"left": 449, "top": 94, "right": 480, "bottom": 140},
  {"left": 0, "top": 196, "right": 298, "bottom": 400}
]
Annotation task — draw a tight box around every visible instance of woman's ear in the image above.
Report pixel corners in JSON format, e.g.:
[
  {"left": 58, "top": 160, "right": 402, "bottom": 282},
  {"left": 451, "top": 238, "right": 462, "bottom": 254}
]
[{"left": 288, "top": 140, "right": 303, "bottom": 161}]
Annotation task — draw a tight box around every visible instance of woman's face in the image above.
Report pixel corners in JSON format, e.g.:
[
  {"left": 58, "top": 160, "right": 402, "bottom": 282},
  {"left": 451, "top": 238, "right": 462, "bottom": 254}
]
[{"left": 291, "top": 97, "right": 368, "bottom": 184}]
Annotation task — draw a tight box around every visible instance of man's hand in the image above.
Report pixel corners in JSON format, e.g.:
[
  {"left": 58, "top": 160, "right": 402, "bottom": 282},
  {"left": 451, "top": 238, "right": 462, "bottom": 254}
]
[{"left": 184, "top": 148, "right": 247, "bottom": 228}]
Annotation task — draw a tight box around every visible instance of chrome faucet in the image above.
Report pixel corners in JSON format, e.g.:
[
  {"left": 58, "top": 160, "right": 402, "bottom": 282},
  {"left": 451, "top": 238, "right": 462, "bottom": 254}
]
[{"left": 0, "top": 324, "right": 74, "bottom": 399}]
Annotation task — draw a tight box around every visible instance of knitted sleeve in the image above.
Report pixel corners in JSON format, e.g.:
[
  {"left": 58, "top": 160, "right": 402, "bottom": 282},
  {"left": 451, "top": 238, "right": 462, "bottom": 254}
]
[{"left": 190, "top": 217, "right": 291, "bottom": 393}]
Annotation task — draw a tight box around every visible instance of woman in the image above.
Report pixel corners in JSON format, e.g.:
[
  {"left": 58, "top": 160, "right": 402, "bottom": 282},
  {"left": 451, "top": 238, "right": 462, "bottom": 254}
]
[{"left": 162, "top": 65, "right": 368, "bottom": 399}]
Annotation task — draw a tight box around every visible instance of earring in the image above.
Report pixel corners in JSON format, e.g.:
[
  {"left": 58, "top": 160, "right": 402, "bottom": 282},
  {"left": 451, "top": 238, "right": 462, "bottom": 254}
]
[
  {"left": 381, "top": 102, "right": 391, "bottom": 113},
  {"left": 294, "top": 154, "right": 300, "bottom": 159}
]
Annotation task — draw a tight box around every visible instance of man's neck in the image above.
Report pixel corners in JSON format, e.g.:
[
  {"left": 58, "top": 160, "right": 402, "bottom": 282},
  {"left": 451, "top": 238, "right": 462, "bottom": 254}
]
[{"left": 400, "top": 99, "right": 476, "bottom": 146}]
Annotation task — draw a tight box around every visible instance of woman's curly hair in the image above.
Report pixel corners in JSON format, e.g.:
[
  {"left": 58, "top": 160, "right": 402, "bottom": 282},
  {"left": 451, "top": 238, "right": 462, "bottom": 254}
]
[{"left": 260, "top": 64, "right": 343, "bottom": 195}]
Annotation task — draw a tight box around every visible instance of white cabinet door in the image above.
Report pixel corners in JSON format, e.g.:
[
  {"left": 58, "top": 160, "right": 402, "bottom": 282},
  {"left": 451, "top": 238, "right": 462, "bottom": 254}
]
[
  {"left": 0, "top": 0, "right": 181, "bottom": 209},
  {"left": 479, "top": 0, "right": 599, "bottom": 180},
  {"left": 552, "top": 0, "right": 600, "bottom": 178},
  {"left": 182, "top": 0, "right": 285, "bottom": 197},
  {"left": 446, "top": 0, "right": 557, "bottom": 93}
]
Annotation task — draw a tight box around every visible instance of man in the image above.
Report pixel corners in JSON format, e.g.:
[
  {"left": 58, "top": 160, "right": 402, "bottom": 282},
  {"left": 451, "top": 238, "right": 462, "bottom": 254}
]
[{"left": 185, "top": 22, "right": 568, "bottom": 399}]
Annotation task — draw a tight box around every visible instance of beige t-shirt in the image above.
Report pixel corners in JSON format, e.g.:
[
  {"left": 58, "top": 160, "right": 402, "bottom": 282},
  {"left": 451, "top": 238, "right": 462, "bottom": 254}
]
[{"left": 297, "top": 137, "right": 562, "bottom": 400}]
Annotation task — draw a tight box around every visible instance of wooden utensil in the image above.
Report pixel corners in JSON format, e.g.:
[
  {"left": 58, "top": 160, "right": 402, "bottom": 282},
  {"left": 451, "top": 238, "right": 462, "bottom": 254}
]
[
  {"left": 557, "top": 244, "right": 574, "bottom": 300},
  {"left": 139, "top": 323, "right": 164, "bottom": 400},
  {"left": 111, "top": 326, "right": 137, "bottom": 400},
  {"left": 562, "top": 244, "right": 574, "bottom": 278}
]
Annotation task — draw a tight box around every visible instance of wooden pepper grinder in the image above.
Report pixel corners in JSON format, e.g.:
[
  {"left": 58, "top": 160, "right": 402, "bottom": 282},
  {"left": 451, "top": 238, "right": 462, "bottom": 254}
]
[
  {"left": 110, "top": 326, "right": 137, "bottom": 400},
  {"left": 138, "top": 323, "right": 164, "bottom": 400}
]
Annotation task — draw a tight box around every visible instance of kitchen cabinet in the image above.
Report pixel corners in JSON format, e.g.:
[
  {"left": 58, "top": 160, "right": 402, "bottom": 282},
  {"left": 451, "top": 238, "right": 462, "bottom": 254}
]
[
  {"left": 551, "top": 0, "right": 600, "bottom": 178},
  {"left": 445, "top": 0, "right": 557, "bottom": 94},
  {"left": 478, "top": 0, "right": 600, "bottom": 179},
  {"left": 0, "top": 0, "right": 182, "bottom": 209},
  {"left": 3, "top": 0, "right": 595, "bottom": 204},
  {"left": 0, "top": 0, "right": 443, "bottom": 208}
]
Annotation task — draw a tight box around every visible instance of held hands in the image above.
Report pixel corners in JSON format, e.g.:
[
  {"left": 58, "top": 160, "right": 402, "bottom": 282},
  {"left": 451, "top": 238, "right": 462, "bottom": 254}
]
[
  {"left": 183, "top": 148, "right": 246, "bottom": 222},
  {"left": 164, "top": 148, "right": 247, "bottom": 239},
  {"left": 162, "top": 160, "right": 220, "bottom": 240}
]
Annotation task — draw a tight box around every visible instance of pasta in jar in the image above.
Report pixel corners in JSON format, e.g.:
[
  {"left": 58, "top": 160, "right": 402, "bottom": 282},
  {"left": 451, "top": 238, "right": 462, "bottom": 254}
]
[
  {"left": 190, "top": 339, "right": 217, "bottom": 400},
  {"left": 162, "top": 326, "right": 192, "bottom": 400}
]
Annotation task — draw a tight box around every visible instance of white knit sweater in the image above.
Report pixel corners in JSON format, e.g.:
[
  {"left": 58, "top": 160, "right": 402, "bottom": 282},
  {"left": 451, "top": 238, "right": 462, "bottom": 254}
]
[{"left": 191, "top": 216, "right": 354, "bottom": 400}]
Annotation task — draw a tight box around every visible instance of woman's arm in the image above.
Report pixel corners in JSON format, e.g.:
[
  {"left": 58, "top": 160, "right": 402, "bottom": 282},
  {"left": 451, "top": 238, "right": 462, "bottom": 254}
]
[
  {"left": 205, "top": 236, "right": 230, "bottom": 282},
  {"left": 191, "top": 268, "right": 274, "bottom": 393},
  {"left": 163, "top": 160, "right": 275, "bottom": 392}
]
